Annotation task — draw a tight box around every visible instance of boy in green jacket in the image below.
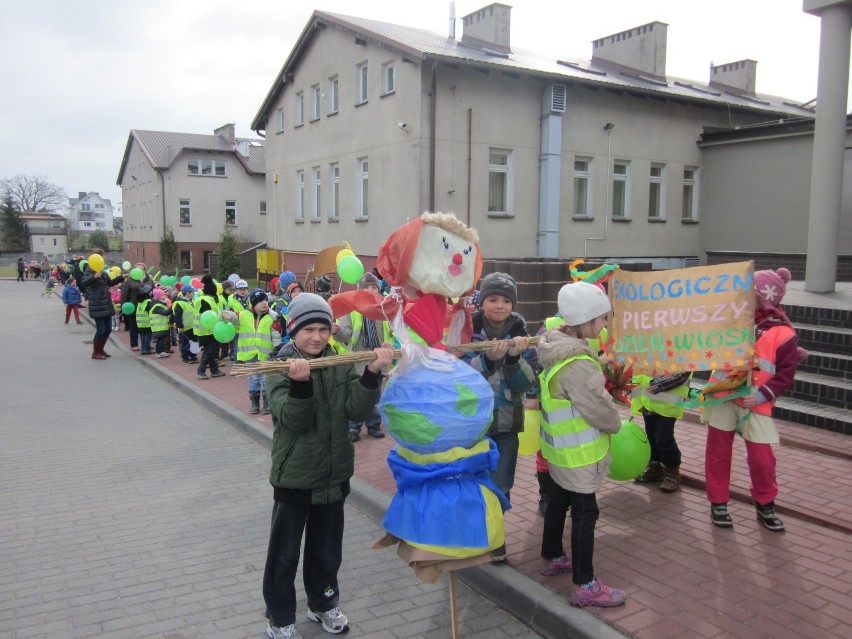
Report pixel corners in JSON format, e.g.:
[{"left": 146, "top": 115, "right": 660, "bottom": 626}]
[{"left": 262, "top": 293, "right": 394, "bottom": 639}]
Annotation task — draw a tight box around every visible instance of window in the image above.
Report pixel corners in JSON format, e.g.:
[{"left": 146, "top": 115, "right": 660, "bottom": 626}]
[
  {"left": 179, "top": 199, "right": 191, "bottom": 225},
  {"left": 180, "top": 250, "right": 192, "bottom": 270},
  {"left": 648, "top": 163, "right": 665, "bottom": 220},
  {"left": 488, "top": 149, "right": 512, "bottom": 215},
  {"left": 225, "top": 200, "right": 236, "bottom": 226},
  {"left": 573, "top": 158, "right": 592, "bottom": 218},
  {"left": 682, "top": 167, "right": 699, "bottom": 222},
  {"left": 95, "top": 204, "right": 104, "bottom": 209},
  {"left": 357, "top": 158, "right": 369, "bottom": 219},
  {"left": 82, "top": 203, "right": 91, "bottom": 212},
  {"left": 311, "top": 84, "right": 321, "bottom": 120},
  {"left": 203, "top": 251, "right": 213, "bottom": 272},
  {"left": 329, "top": 163, "right": 340, "bottom": 220},
  {"left": 295, "top": 91, "right": 304, "bottom": 126},
  {"left": 277, "top": 108, "right": 285, "bottom": 132},
  {"left": 296, "top": 170, "right": 305, "bottom": 221},
  {"left": 356, "top": 62, "right": 368, "bottom": 104},
  {"left": 53, "top": 238, "right": 57, "bottom": 246},
  {"left": 188, "top": 159, "right": 225, "bottom": 176},
  {"left": 381, "top": 61, "right": 395, "bottom": 94},
  {"left": 260, "top": 201, "right": 267, "bottom": 216},
  {"left": 311, "top": 168, "right": 321, "bottom": 222},
  {"left": 327, "top": 75, "right": 339, "bottom": 114},
  {"left": 612, "top": 161, "right": 630, "bottom": 219}
]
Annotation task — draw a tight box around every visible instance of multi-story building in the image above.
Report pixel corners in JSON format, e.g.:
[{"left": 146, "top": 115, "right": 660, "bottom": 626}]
[
  {"left": 20, "top": 212, "right": 68, "bottom": 258},
  {"left": 67, "top": 192, "right": 115, "bottom": 235},
  {"left": 250, "top": 4, "right": 814, "bottom": 274},
  {"left": 116, "top": 123, "right": 266, "bottom": 273}
]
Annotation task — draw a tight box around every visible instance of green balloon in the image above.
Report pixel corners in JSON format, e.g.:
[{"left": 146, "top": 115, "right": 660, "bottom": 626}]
[
  {"left": 130, "top": 268, "right": 144, "bottom": 281},
  {"left": 160, "top": 275, "right": 175, "bottom": 287},
  {"left": 181, "top": 275, "right": 192, "bottom": 285},
  {"left": 337, "top": 255, "right": 365, "bottom": 285},
  {"left": 121, "top": 302, "right": 135, "bottom": 315},
  {"left": 608, "top": 420, "right": 651, "bottom": 481},
  {"left": 213, "top": 321, "right": 236, "bottom": 344},
  {"left": 200, "top": 310, "right": 218, "bottom": 329},
  {"left": 80, "top": 260, "right": 88, "bottom": 270}
]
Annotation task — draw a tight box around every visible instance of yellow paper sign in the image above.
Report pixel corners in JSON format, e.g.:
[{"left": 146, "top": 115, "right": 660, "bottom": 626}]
[{"left": 609, "top": 261, "right": 755, "bottom": 375}]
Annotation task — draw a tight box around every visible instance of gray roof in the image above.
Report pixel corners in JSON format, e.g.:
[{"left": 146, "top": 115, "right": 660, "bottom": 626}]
[
  {"left": 116, "top": 129, "right": 265, "bottom": 185},
  {"left": 253, "top": 10, "right": 814, "bottom": 130}
]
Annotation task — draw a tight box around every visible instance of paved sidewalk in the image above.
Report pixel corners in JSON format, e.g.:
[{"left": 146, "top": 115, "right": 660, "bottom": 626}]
[
  {"left": 0, "top": 280, "right": 547, "bottom": 639},
  {"left": 10, "top": 277, "right": 851, "bottom": 639}
]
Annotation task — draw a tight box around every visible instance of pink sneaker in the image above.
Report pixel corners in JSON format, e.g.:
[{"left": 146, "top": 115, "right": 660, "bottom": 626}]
[
  {"left": 570, "top": 579, "right": 626, "bottom": 607},
  {"left": 540, "top": 554, "right": 572, "bottom": 576}
]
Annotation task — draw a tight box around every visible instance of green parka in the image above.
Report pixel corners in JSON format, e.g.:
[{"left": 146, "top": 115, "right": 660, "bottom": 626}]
[{"left": 265, "top": 342, "right": 381, "bottom": 504}]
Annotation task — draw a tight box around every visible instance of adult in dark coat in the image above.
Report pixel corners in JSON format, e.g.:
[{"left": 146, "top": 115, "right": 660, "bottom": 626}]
[
  {"left": 81, "top": 258, "right": 125, "bottom": 360},
  {"left": 16, "top": 257, "right": 25, "bottom": 282}
]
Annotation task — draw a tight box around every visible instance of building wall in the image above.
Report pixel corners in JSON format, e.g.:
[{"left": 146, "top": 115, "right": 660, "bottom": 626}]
[
  {"left": 120, "top": 142, "right": 160, "bottom": 243},
  {"left": 29, "top": 233, "right": 68, "bottom": 257},
  {"left": 698, "top": 131, "right": 852, "bottom": 256}
]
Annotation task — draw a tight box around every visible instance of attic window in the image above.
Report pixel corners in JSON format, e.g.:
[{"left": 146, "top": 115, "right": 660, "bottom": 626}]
[{"left": 355, "top": 36, "right": 366, "bottom": 46}]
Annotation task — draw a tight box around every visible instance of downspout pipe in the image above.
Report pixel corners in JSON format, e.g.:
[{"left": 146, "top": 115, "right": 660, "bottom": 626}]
[
  {"left": 467, "top": 108, "right": 472, "bottom": 227},
  {"left": 430, "top": 61, "right": 437, "bottom": 213},
  {"left": 537, "top": 88, "right": 563, "bottom": 258}
]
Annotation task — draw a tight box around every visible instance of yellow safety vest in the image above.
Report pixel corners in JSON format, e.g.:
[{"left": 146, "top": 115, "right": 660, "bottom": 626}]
[
  {"left": 539, "top": 354, "right": 611, "bottom": 468},
  {"left": 173, "top": 298, "right": 194, "bottom": 330},
  {"left": 629, "top": 374, "right": 690, "bottom": 419},
  {"left": 235, "top": 311, "right": 274, "bottom": 361},
  {"left": 193, "top": 294, "right": 219, "bottom": 337},
  {"left": 135, "top": 299, "right": 151, "bottom": 329},
  {"left": 148, "top": 300, "right": 169, "bottom": 333},
  {"left": 337, "top": 312, "right": 391, "bottom": 353}
]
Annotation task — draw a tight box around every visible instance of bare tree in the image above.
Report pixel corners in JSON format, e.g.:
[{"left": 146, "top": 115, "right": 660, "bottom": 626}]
[{"left": 0, "top": 173, "right": 67, "bottom": 213}]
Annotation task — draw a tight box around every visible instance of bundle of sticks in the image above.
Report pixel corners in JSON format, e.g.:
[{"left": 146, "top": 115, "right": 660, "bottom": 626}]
[{"left": 230, "top": 336, "right": 542, "bottom": 376}]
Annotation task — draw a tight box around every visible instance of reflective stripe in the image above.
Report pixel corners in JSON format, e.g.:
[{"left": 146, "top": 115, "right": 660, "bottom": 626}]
[
  {"left": 757, "top": 357, "right": 775, "bottom": 375},
  {"left": 628, "top": 386, "right": 685, "bottom": 405},
  {"left": 540, "top": 427, "right": 602, "bottom": 449},
  {"left": 541, "top": 405, "right": 583, "bottom": 424}
]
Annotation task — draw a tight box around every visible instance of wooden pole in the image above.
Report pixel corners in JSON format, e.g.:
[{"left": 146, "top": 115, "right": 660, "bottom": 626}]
[{"left": 448, "top": 571, "right": 460, "bottom": 639}]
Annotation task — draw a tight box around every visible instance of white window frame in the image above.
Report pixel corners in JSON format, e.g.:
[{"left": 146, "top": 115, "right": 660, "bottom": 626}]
[
  {"left": 572, "top": 157, "right": 592, "bottom": 219},
  {"left": 381, "top": 60, "right": 396, "bottom": 95},
  {"left": 225, "top": 200, "right": 237, "bottom": 226},
  {"left": 311, "top": 167, "right": 321, "bottom": 222},
  {"left": 311, "top": 84, "right": 321, "bottom": 121},
  {"left": 682, "top": 166, "right": 699, "bottom": 222},
  {"left": 611, "top": 160, "right": 630, "bottom": 219},
  {"left": 356, "top": 62, "right": 368, "bottom": 104},
  {"left": 487, "top": 148, "right": 513, "bottom": 217},
  {"left": 295, "top": 91, "right": 304, "bottom": 126},
  {"left": 277, "top": 108, "right": 285, "bottom": 132},
  {"left": 260, "top": 201, "right": 267, "bottom": 216},
  {"left": 327, "top": 75, "right": 339, "bottom": 115},
  {"left": 356, "top": 158, "right": 369, "bottom": 219},
  {"left": 179, "top": 198, "right": 191, "bottom": 225},
  {"left": 296, "top": 170, "right": 305, "bottom": 221},
  {"left": 188, "top": 159, "right": 225, "bottom": 177},
  {"left": 648, "top": 163, "right": 666, "bottom": 220},
  {"left": 329, "top": 162, "right": 340, "bottom": 221}
]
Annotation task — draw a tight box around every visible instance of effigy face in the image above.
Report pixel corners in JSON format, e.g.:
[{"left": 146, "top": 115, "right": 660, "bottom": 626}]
[
  {"left": 380, "top": 355, "right": 494, "bottom": 455},
  {"left": 406, "top": 224, "right": 478, "bottom": 299}
]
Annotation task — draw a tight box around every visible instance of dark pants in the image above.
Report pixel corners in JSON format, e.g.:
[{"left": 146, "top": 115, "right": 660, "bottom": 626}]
[
  {"left": 643, "top": 411, "right": 682, "bottom": 468},
  {"left": 179, "top": 332, "right": 194, "bottom": 360},
  {"left": 126, "top": 312, "right": 138, "bottom": 345},
  {"left": 16, "top": 270, "right": 24, "bottom": 282},
  {"left": 93, "top": 316, "right": 113, "bottom": 340},
  {"left": 490, "top": 431, "right": 519, "bottom": 505},
  {"left": 197, "top": 337, "right": 220, "bottom": 375},
  {"left": 154, "top": 333, "right": 169, "bottom": 355},
  {"left": 541, "top": 485, "right": 599, "bottom": 585},
  {"left": 263, "top": 498, "right": 345, "bottom": 627},
  {"left": 139, "top": 329, "right": 152, "bottom": 353}
]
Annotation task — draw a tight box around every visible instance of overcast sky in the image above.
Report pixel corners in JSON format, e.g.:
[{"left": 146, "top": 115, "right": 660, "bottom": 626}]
[{"left": 0, "top": 0, "right": 833, "bottom": 214}]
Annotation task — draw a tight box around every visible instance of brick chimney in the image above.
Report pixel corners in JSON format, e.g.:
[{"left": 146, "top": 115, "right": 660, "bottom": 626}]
[
  {"left": 461, "top": 3, "right": 512, "bottom": 54},
  {"left": 214, "top": 123, "right": 236, "bottom": 145},
  {"left": 591, "top": 21, "right": 668, "bottom": 79},
  {"left": 709, "top": 60, "right": 757, "bottom": 96}
]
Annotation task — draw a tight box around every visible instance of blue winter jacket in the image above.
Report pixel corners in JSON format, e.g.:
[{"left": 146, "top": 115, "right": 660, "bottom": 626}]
[{"left": 62, "top": 285, "right": 83, "bottom": 305}]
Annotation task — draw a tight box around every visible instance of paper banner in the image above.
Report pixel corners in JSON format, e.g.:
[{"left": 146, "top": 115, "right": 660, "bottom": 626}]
[{"left": 609, "top": 261, "right": 755, "bottom": 375}]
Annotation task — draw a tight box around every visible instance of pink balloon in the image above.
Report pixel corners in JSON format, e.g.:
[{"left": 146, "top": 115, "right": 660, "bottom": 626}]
[{"left": 191, "top": 278, "right": 203, "bottom": 289}]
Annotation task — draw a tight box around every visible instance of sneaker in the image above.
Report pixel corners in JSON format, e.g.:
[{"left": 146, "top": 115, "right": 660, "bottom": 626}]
[
  {"left": 540, "top": 554, "right": 572, "bottom": 576},
  {"left": 490, "top": 544, "right": 507, "bottom": 563},
  {"left": 197, "top": 373, "right": 209, "bottom": 380},
  {"left": 131, "top": 346, "right": 140, "bottom": 351},
  {"left": 367, "top": 426, "right": 385, "bottom": 439},
  {"left": 349, "top": 429, "right": 360, "bottom": 442},
  {"left": 156, "top": 352, "right": 171, "bottom": 358},
  {"left": 210, "top": 371, "right": 225, "bottom": 378},
  {"left": 307, "top": 607, "right": 349, "bottom": 634},
  {"left": 711, "top": 503, "right": 734, "bottom": 527},
  {"left": 140, "top": 350, "right": 153, "bottom": 355},
  {"left": 182, "top": 358, "right": 193, "bottom": 364},
  {"left": 76, "top": 321, "right": 83, "bottom": 325},
  {"left": 755, "top": 502, "right": 785, "bottom": 531},
  {"left": 634, "top": 461, "right": 664, "bottom": 483},
  {"left": 570, "top": 579, "right": 626, "bottom": 607},
  {"left": 267, "top": 624, "right": 302, "bottom": 639}
]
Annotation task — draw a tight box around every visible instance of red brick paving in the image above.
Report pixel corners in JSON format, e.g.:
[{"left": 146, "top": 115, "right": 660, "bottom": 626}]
[{"left": 106, "top": 326, "right": 852, "bottom": 639}]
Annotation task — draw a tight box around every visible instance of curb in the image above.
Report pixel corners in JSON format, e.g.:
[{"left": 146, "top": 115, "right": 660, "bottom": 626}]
[{"left": 101, "top": 321, "right": 627, "bottom": 639}]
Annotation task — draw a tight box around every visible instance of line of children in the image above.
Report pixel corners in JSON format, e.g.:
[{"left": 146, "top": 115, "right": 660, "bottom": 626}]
[
  {"left": 173, "top": 284, "right": 198, "bottom": 364},
  {"left": 194, "top": 274, "right": 225, "bottom": 379},
  {"left": 62, "top": 277, "right": 84, "bottom": 324},
  {"left": 149, "top": 288, "right": 173, "bottom": 358},
  {"left": 135, "top": 284, "right": 153, "bottom": 354}
]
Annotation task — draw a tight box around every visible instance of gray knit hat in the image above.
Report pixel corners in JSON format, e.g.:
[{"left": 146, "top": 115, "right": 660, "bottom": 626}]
[
  {"left": 357, "top": 272, "right": 381, "bottom": 290},
  {"left": 286, "top": 292, "right": 333, "bottom": 337},
  {"left": 478, "top": 272, "right": 517, "bottom": 308}
]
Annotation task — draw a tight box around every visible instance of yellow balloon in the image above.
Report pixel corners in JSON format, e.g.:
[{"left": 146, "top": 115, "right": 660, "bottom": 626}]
[
  {"left": 88, "top": 253, "right": 105, "bottom": 272},
  {"left": 109, "top": 266, "right": 121, "bottom": 278},
  {"left": 336, "top": 248, "right": 355, "bottom": 265},
  {"left": 216, "top": 283, "right": 223, "bottom": 294},
  {"left": 518, "top": 409, "right": 541, "bottom": 456}
]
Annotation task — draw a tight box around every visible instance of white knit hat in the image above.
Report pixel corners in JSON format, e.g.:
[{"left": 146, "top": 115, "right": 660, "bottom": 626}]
[{"left": 557, "top": 282, "right": 611, "bottom": 326}]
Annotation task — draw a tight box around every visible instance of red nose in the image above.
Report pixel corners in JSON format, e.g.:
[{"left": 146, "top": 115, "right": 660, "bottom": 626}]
[{"left": 452, "top": 253, "right": 463, "bottom": 265}]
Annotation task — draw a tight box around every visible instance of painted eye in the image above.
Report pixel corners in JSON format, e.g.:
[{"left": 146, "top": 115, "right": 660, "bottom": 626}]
[
  {"left": 442, "top": 236, "right": 450, "bottom": 250},
  {"left": 463, "top": 246, "right": 471, "bottom": 255}
]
